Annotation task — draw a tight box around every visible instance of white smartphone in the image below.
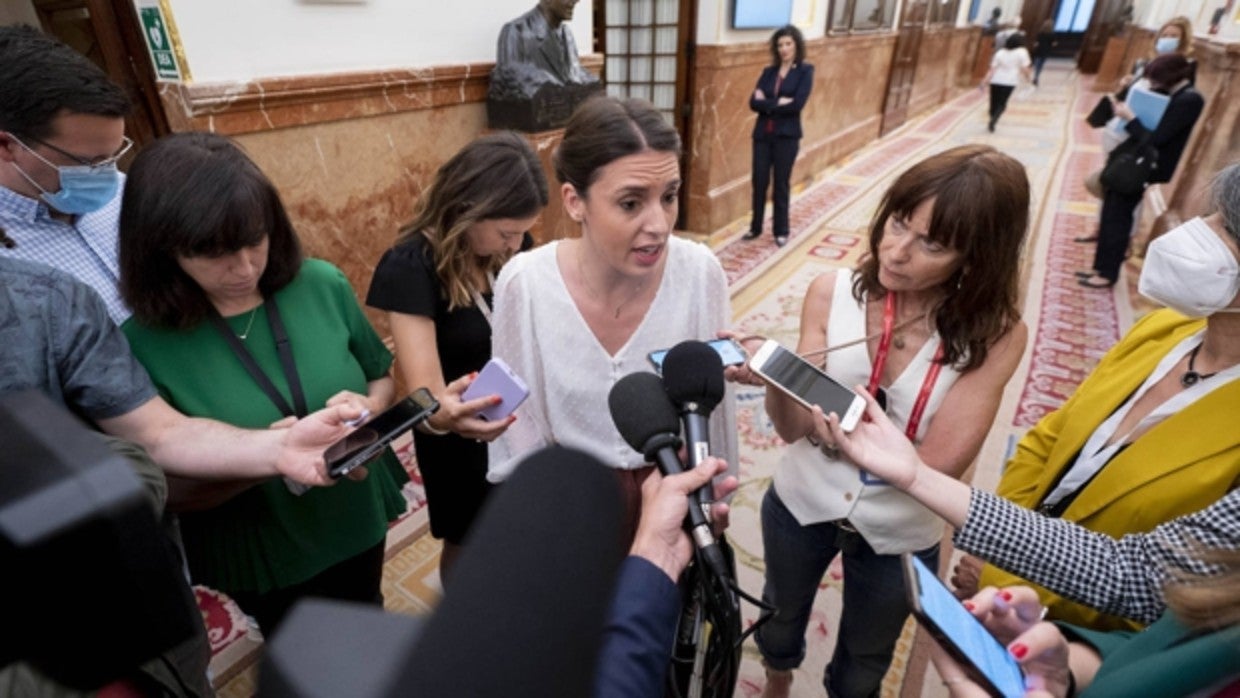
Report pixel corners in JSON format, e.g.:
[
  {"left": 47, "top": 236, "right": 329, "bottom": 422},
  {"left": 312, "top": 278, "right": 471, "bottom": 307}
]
[
  {"left": 460, "top": 357, "right": 530, "bottom": 421},
  {"left": 903, "top": 554, "right": 1027, "bottom": 698},
  {"left": 748, "top": 339, "right": 866, "bottom": 432}
]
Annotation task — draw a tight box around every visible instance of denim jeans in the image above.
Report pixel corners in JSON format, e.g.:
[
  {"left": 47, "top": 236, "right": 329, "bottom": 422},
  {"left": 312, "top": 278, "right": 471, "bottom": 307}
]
[{"left": 755, "top": 487, "right": 940, "bottom": 698}]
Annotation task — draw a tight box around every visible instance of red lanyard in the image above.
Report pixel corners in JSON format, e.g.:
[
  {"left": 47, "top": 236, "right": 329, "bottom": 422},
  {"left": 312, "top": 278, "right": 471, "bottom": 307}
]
[{"left": 866, "top": 293, "right": 944, "bottom": 440}]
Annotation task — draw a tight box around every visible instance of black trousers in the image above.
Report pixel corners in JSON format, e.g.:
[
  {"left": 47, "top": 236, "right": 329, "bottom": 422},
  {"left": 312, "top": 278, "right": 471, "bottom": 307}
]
[
  {"left": 227, "top": 539, "right": 387, "bottom": 636},
  {"left": 751, "top": 137, "right": 800, "bottom": 237},
  {"left": 989, "top": 84, "right": 1016, "bottom": 122},
  {"left": 1092, "top": 187, "right": 1144, "bottom": 282}
]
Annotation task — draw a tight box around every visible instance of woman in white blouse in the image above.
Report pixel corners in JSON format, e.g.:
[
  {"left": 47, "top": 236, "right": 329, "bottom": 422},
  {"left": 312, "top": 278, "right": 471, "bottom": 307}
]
[{"left": 488, "top": 96, "right": 736, "bottom": 538}]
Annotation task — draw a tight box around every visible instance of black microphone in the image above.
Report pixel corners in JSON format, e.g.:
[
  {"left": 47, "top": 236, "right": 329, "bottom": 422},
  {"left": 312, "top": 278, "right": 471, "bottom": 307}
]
[
  {"left": 661, "top": 340, "right": 726, "bottom": 513},
  {"left": 608, "top": 372, "right": 731, "bottom": 583},
  {"left": 261, "top": 446, "right": 625, "bottom": 698}
]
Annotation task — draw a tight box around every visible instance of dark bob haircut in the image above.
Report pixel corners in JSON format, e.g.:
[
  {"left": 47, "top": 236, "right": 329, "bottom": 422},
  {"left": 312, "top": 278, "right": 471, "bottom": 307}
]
[
  {"left": 854, "top": 144, "right": 1029, "bottom": 372},
  {"left": 769, "top": 25, "right": 806, "bottom": 66},
  {"left": 0, "top": 25, "right": 130, "bottom": 140},
  {"left": 554, "top": 95, "right": 681, "bottom": 195},
  {"left": 119, "top": 132, "right": 303, "bottom": 329},
  {"left": 1144, "top": 53, "right": 1193, "bottom": 88}
]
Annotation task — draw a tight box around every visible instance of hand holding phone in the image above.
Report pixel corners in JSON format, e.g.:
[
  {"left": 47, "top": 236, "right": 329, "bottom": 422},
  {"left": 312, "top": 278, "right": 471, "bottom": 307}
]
[
  {"left": 325, "top": 388, "right": 439, "bottom": 479},
  {"left": 903, "top": 554, "right": 1026, "bottom": 698},
  {"left": 748, "top": 339, "right": 866, "bottom": 432},
  {"left": 460, "top": 358, "right": 529, "bottom": 421},
  {"left": 648, "top": 337, "right": 747, "bottom": 374}
]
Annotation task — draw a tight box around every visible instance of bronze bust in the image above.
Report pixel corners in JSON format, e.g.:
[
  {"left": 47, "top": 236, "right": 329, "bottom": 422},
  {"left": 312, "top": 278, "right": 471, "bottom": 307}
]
[{"left": 488, "top": 0, "right": 602, "bottom": 131}]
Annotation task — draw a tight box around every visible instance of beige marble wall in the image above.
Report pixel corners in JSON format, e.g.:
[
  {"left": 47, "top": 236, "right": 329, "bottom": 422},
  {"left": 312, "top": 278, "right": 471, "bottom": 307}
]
[
  {"left": 1160, "top": 38, "right": 1240, "bottom": 223},
  {"left": 686, "top": 33, "right": 924, "bottom": 237},
  {"left": 909, "top": 27, "right": 976, "bottom": 119},
  {"left": 157, "top": 59, "right": 602, "bottom": 332},
  {"left": 684, "top": 29, "right": 978, "bottom": 237}
]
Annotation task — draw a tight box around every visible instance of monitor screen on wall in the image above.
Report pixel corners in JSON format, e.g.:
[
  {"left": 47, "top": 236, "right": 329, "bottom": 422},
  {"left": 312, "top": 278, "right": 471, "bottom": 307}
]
[{"left": 733, "top": 0, "right": 793, "bottom": 29}]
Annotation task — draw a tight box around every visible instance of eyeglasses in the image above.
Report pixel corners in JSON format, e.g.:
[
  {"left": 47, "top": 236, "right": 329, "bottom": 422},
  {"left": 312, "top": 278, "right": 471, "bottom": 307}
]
[{"left": 15, "top": 134, "right": 133, "bottom": 170}]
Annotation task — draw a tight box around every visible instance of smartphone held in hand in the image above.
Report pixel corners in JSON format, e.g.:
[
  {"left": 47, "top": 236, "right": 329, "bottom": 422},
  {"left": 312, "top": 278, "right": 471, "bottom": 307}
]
[
  {"left": 461, "top": 357, "right": 530, "bottom": 421},
  {"left": 324, "top": 388, "right": 439, "bottom": 479},
  {"left": 903, "top": 554, "right": 1026, "bottom": 698},
  {"left": 647, "top": 337, "right": 748, "bottom": 373},
  {"left": 748, "top": 339, "right": 866, "bottom": 432}
]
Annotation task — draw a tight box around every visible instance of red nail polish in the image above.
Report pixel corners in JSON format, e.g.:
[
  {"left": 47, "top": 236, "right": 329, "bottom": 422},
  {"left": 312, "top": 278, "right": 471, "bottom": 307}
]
[
  {"left": 962, "top": 601, "right": 975, "bottom": 611},
  {"left": 999, "top": 590, "right": 1013, "bottom": 602},
  {"left": 1009, "top": 643, "right": 1028, "bottom": 659},
  {"left": 492, "top": 396, "right": 503, "bottom": 405}
]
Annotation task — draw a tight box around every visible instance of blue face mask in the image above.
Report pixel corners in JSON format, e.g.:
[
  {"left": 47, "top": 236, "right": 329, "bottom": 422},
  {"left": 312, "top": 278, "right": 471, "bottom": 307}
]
[
  {"left": 9, "top": 136, "right": 124, "bottom": 215},
  {"left": 1155, "top": 37, "right": 1179, "bottom": 54}
]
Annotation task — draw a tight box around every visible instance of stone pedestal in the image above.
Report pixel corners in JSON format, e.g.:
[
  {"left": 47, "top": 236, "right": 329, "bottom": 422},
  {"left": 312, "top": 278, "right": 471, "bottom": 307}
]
[{"left": 487, "top": 82, "right": 603, "bottom": 132}]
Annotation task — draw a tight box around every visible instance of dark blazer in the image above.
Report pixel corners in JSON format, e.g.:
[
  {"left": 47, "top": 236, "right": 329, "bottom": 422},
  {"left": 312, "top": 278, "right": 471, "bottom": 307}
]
[
  {"left": 593, "top": 557, "right": 680, "bottom": 698},
  {"left": 1123, "top": 82, "right": 1204, "bottom": 183},
  {"left": 749, "top": 62, "right": 814, "bottom": 140}
]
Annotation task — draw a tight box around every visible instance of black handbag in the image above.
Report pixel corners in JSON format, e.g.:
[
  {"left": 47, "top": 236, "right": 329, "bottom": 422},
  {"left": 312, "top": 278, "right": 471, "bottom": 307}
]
[{"left": 1100, "top": 138, "right": 1158, "bottom": 197}]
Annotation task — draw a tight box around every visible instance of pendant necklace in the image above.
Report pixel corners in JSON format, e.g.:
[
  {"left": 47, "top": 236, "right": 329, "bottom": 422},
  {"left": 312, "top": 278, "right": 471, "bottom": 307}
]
[
  {"left": 577, "top": 245, "right": 645, "bottom": 319},
  {"left": 1180, "top": 344, "right": 1218, "bottom": 388},
  {"left": 236, "top": 306, "right": 260, "bottom": 341}
]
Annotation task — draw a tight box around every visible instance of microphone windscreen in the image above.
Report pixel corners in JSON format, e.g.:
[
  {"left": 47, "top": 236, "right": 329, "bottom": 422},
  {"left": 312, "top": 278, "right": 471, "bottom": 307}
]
[
  {"left": 405, "top": 446, "right": 625, "bottom": 698},
  {"left": 609, "top": 371, "right": 681, "bottom": 452},
  {"left": 662, "top": 340, "right": 725, "bottom": 412}
]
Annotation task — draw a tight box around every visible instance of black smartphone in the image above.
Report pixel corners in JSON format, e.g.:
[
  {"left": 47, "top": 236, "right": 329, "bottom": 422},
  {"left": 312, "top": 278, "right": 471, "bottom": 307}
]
[
  {"left": 648, "top": 337, "right": 748, "bottom": 373},
  {"left": 325, "top": 388, "right": 439, "bottom": 479},
  {"left": 902, "top": 554, "right": 1027, "bottom": 698}
]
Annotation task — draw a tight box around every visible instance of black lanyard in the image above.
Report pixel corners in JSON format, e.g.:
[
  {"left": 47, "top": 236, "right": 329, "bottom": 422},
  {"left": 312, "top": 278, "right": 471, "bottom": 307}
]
[{"left": 208, "top": 298, "right": 309, "bottom": 419}]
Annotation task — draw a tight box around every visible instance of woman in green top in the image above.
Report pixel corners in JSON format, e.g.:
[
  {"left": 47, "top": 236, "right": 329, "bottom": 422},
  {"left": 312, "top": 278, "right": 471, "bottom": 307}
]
[{"left": 118, "top": 132, "right": 408, "bottom": 634}]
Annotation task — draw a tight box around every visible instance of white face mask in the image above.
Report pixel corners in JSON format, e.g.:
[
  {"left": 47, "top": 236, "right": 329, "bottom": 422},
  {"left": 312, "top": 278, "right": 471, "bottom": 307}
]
[{"left": 1139, "top": 217, "right": 1240, "bottom": 317}]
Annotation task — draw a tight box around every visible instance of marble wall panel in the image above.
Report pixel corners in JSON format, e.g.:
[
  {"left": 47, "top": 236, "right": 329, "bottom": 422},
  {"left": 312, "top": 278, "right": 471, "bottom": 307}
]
[
  {"left": 1160, "top": 38, "right": 1240, "bottom": 222},
  {"left": 909, "top": 28, "right": 956, "bottom": 119},
  {"left": 684, "top": 34, "right": 898, "bottom": 237},
  {"left": 231, "top": 104, "right": 484, "bottom": 334},
  {"left": 156, "top": 59, "right": 601, "bottom": 333}
]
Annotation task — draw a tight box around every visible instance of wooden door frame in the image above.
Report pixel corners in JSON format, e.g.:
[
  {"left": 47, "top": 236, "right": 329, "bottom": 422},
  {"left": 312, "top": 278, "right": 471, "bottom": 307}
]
[{"left": 32, "top": 0, "right": 171, "bottom": 150}]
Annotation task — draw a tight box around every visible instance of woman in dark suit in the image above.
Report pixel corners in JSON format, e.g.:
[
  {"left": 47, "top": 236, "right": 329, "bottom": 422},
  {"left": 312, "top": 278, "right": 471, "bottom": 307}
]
[
  {"left": 743, "top": 25, "right": 814, "bottom": 248},
  {"left": 1079, "top": 53, "right": 1204, "bottom": 289}
]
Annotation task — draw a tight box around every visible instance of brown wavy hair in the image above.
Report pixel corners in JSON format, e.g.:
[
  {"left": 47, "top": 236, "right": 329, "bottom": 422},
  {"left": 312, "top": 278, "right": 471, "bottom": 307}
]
[
  {"left": 852, "top": 144, "right": 1028, "bottom": 372},
  {"left": 396, "top": 132, "right": 548, "bottom": 311},
  {"left": 1166, "top": 547, "right": 1240, "bottom": 631}
]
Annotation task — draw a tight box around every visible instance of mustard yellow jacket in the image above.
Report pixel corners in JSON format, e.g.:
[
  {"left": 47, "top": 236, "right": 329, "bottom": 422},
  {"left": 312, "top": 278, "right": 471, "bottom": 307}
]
[{"left": 979, "top": 309, "right": 1240, "bottom": 631}]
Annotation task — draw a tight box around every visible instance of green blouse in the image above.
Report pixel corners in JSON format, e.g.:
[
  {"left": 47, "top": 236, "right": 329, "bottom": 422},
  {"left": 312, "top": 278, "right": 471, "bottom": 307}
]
[{"left": 123, "top": 259, "right": 408, "bottom": 593}]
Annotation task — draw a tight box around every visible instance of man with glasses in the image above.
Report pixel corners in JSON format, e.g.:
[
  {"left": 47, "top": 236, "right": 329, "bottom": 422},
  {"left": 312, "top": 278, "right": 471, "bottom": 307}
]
[{"left": 0, "top": 24, "right": 133, "bottom": 323}]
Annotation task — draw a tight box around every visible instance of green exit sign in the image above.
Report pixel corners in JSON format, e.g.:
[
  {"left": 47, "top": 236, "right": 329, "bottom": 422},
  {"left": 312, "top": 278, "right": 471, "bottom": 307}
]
[{"left": 139, "top": 7, "right": 181, "bottom": 81}]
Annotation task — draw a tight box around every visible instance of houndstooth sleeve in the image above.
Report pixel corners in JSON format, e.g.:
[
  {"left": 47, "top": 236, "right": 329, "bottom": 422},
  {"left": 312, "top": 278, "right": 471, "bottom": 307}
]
[{"left": 953, "top": 489, "right": 1240, "bottom": 624}]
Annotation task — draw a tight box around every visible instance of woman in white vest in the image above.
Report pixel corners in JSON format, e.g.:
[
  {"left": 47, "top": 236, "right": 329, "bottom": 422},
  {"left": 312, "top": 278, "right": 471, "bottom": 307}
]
[{"left": 729, "top": 144, "right": 1030, "bottom": 698}]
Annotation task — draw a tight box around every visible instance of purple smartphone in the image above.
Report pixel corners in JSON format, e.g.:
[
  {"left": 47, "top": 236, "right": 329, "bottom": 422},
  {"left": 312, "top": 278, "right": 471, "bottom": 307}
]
[{"left": 461, "top": 357, "right": 530, "bottom": 421}]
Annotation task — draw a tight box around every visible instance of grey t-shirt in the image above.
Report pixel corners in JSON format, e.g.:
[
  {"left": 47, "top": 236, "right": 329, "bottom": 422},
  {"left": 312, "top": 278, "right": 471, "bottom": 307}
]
[{"left": 0, "top": 256, "right": 155, "bottom": 422}]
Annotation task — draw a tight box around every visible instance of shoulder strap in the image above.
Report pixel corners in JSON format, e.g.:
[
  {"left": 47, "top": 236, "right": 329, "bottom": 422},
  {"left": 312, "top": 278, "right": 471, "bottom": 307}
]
[{"left": 207, "top": 299, "right": 309, "bottom": 418}]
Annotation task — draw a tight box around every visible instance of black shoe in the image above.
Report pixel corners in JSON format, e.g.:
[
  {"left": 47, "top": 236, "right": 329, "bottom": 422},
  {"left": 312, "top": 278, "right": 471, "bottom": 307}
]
[
  {"left": 1074, "top": 270, "right": 1095, "bottom": 279},
  {"left": 774, "top": 236, "right": 789, "bottom": 248},
  {"left": 987, "top": 119, "right": 996, "bottom": 133},
  {"left": 1073, "top": 235, "right": 1099, "bottom": 243},
  {"left": 742, "top": 230, "right": 762, "bottom": 241},
  {"left": 1078, "top": 275, "right": 1115, "bottom": 289}
]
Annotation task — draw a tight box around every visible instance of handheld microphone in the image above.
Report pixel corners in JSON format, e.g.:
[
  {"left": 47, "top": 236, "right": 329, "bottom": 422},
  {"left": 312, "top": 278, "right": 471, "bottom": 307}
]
[
  {"left": 661, "top": 341, "right": 726, "bottom": 512},
  {"left": 608, "top": 372, "right": 731, "bottom": 583}
]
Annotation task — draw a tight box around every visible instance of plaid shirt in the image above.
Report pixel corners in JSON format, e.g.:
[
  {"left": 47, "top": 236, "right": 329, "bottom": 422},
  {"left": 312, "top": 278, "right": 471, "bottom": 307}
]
[
  {"left": 954, "top": 489, "right": 1239, "bottom": 624},
  {"left": 0, "top": 179, "right": 129, "bottom": 324}
]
